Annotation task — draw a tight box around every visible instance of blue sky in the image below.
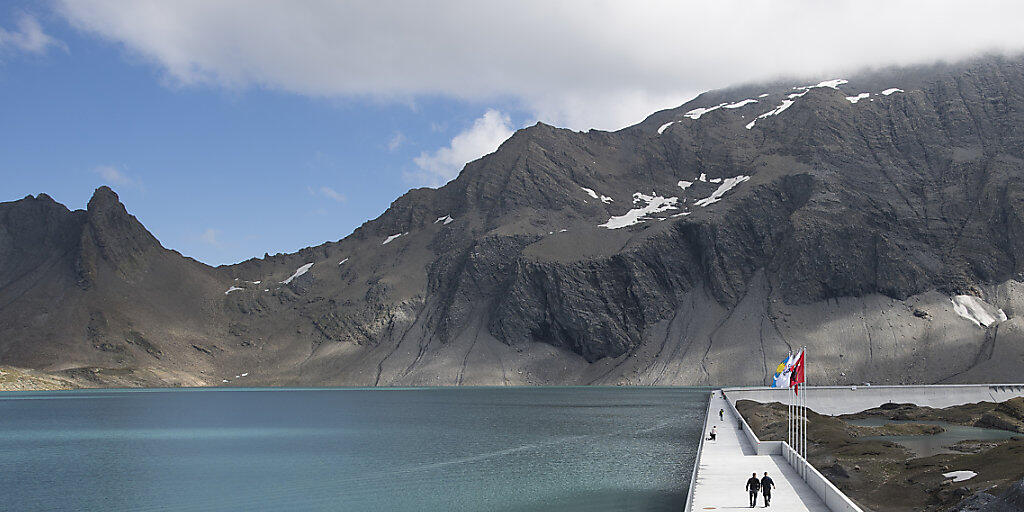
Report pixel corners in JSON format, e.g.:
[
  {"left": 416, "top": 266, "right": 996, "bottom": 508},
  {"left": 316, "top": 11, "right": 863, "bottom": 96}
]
[
  {"left": 3, "top": 1, "right": 1023, "bottom": 265},
  {"left": 0, "top": 7, "right": 532, "bottom": 265}
]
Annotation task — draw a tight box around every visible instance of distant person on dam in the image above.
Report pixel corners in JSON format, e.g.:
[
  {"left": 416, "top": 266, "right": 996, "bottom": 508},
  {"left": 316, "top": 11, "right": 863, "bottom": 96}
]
[
  {"left": 746, "top": 472, "right": 761, "bottom": 507},
  {"left": 709, "top": 425, "right": 717, "bottom": 441},
  {"left": 719, "top": 408, "right": 724, "bottom": 420},
  {"left": 761, "top": 472, "right": 775, "bottom": 507}
]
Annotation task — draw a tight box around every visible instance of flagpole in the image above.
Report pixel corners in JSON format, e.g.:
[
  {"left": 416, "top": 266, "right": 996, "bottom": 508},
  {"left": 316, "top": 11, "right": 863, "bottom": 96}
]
[
  {"left": 788, "top": 351, "right": 793, "bottom": 464},
  {"left": 803, "top": 345, "right": 808, "bottom": 478}
]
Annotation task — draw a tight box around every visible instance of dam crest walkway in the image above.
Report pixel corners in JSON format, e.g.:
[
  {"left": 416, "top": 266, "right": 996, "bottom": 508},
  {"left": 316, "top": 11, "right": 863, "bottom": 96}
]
[{"left": 688, "top": 391, "right": 830, "bottom": 511}]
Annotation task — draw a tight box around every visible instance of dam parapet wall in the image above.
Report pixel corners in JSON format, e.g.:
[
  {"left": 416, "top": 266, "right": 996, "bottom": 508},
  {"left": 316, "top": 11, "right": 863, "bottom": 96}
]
[{"left": 723, "top": 383, "right": 1024, "bottom": 416}]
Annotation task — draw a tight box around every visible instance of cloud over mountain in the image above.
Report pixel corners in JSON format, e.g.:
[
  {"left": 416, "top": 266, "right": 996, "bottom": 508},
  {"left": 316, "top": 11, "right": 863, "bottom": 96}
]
[
  {"left": 56, "top": 0, "right": 1024, "bottom": 130},
  {"left": 410, "top": 109, "right": 514, "bottom": 187}
]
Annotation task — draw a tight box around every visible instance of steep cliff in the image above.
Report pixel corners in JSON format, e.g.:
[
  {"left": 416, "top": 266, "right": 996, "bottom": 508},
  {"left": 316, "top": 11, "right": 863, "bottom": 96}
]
[{"left": 3, "top": 56, "right": 1024, "bottom": 387}]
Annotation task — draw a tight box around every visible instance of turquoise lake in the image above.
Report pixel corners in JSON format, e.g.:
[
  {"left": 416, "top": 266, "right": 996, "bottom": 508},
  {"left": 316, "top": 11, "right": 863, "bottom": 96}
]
[{"left": 0, "top": 387, "right": 708, "bottom": 511}]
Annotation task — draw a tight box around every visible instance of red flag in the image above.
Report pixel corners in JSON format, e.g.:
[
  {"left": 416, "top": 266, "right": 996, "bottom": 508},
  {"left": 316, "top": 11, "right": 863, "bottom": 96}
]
[{"left": 789, "top": 350, "right": 805, "bottom": 395}]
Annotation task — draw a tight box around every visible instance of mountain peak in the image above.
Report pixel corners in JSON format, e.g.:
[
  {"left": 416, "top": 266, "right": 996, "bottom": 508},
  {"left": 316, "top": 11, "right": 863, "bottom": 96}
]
[
  {"left": 87, "top": 186, "right": 122, "bottom": 211},
  {"left": 78, "top": 186, "right": 164, "bottom": 283}
]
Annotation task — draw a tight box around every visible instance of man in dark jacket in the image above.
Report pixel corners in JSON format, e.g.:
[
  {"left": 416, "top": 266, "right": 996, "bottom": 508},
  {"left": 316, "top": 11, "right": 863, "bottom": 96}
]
[
  {"left": 745, "top": 472, "right": 761, "bottom": 507},
  {"left": 761, "top": 472, "right": 775, "bottom": 506}
]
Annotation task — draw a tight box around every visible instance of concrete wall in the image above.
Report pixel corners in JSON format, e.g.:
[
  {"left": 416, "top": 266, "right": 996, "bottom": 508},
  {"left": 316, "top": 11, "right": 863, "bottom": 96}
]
[
  {"left": 722, "top": 387, "right": 783, "bottom": 455},
  {"left": 684, "top": 393, "right": 713, "bottom": 512},
  {"left": 724, "top": 383, "right": 1024, "bottom": 415},
  {"left": 782, "top": 443, "right": 863, "bottom": 512}
]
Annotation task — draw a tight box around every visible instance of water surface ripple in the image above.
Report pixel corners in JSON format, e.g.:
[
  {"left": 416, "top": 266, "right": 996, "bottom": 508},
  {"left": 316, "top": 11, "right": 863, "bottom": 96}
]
[{"left": 0, "top": 387, "right": 708, "bottom": 511}]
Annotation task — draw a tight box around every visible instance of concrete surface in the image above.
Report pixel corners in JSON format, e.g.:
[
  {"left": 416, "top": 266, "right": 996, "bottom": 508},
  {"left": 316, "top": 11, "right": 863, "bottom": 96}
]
[{"left": 689, "top": 390, "right": 830, "bottom": 511}]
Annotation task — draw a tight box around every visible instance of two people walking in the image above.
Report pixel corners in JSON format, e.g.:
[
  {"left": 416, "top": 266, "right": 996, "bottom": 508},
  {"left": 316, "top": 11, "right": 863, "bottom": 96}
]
[{"left": 745, "top": 472, "right": 775, "bottom": 507}]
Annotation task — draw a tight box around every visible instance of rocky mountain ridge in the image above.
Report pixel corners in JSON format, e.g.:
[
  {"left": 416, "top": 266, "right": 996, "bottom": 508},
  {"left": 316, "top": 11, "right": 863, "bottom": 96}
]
[{"left": 2, "top": 55, "right": 1024, "bottom": 387}]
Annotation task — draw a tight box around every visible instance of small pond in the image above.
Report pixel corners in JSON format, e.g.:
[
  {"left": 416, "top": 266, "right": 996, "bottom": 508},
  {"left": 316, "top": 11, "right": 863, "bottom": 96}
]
[{"left": 844, "top": 418, "right": 1020, "bottom": 458}]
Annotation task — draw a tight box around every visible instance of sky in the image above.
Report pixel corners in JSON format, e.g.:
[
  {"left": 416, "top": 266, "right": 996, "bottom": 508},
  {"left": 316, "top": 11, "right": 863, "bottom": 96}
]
[{"left": 3, "top": 1, "right": 1024, "bottom": 265}]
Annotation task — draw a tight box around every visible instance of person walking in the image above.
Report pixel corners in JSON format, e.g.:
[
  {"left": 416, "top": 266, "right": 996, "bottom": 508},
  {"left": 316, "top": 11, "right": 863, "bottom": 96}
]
[
  {"left": 719, "top": 408, "right": 724, "bottom": 420},
  {"left": 760, "top": 472, "right": 775, "bottom": 507},
  {"left": 745, "top": 472, "right": 761, "bottom": 508}
]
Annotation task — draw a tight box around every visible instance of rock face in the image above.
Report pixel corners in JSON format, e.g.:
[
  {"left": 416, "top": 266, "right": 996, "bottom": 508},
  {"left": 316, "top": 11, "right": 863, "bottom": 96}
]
[
  {"left": 948, "top": 478, "right": 1024, "bottom": 512},
  {"left": 3, "top": 56, "right": 1024, "bottom": 387}
]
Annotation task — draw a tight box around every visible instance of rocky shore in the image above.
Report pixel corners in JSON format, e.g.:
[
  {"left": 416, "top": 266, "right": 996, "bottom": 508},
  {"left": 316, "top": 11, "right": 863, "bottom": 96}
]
[{"left": 0, "top": 366, "right": 77, "bottom": 391}]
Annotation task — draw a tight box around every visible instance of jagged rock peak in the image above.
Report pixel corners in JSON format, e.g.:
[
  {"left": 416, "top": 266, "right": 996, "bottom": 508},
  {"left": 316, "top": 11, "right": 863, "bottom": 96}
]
[
  {"left": 87, "top": 186, "right": 124, "bottom": 212},
  {"left": 80, "top": 186, "right": 163, "bottom": 268}
]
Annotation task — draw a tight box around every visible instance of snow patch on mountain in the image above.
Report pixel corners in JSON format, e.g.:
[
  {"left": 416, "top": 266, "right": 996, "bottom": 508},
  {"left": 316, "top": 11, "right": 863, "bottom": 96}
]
[
  {"left": 748, "top": 78, "right": 850, "bottom": 129},
  {"left": 694, "top": 176, "right": 751, "bottom": 207},
  {"left": 882, "top": 88, "right": 904, "bottom": 95},
  {"left": 846, "top": 93, "right": 870, "bottom": 103},
  {"left": 338, "top": 258, "right": 349, "bottom": 265},
  {"left": 657, "top": 121, "right": 674, "bottom": 134},
  {"left": 684, "top": 102, "right": 728, "bottom": 119},
  {"left": 679, "top": 99, "right": 758, "bottom": 123},
  {"left": 950, "top": 295, "right": 1007, "bottom": 327},
  {"left": 677, "top": 180, "right": 693, "bottom": 191},
  {"left": 599, "top": 193, "right": 679, "bottom": 229},
  {"left": 435, "top": 215, "right": 454, "bottom": 225},
  {"left": 724, "top": 98, "right": 758, "bottom": 109},
  {"left": 801, "top": 78, "right": 849, "bottom": 90},
  {"left": 225, "top": 286, "right": 243, "bottom": 295},
  {"left": 281, "top": 263, "right": 314, "bottom": 284},
  {"left": 746, "top": 100, "right": 795, "bottom": 129},
  {"left": 581, "top": 187, "right": 612, "bottom": 203},
  {"left": 943, "top": 471, "right": 976, "bottom": 482},
  {"left": 382, "top": 233, "right": 407, "bottom": 245}
]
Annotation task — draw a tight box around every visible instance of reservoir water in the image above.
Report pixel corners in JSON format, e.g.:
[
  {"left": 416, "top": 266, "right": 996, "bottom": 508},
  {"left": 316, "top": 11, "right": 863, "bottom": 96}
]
[{"left": 0, "top": 387, "right": 708, "bottom": 511}]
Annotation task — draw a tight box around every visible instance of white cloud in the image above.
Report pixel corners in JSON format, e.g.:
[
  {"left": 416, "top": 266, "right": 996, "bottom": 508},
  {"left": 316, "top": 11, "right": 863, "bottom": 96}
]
[
  {"left": 199, "top": 228, "right": 222, "bottom": 247},
  {"left": 93, "top": 164, "right": 139, "bottom": 188},
  {"left": 318, "top": 186, "right": 345, "bottom": 202},
  {"left": 0, "top": 14, "right": 62, "bottom": 55},
  {"left": 410, "top": 109, "right": 513, "bottom": 187},
  {"left": 56, "top": 1, "right": 1024, "bottom": 131},
  {"left": 387, "top": 131, "right": 405, "bottom": 151},
  {"left": 308, "top": 185, "right": 346, "bottom": 203}
]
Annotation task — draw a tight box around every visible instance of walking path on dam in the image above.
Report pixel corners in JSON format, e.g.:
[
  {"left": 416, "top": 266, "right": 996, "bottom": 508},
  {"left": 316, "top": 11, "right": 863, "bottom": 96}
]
[{"left": 688, "top": 390, "right": 830, "bottom": 511}]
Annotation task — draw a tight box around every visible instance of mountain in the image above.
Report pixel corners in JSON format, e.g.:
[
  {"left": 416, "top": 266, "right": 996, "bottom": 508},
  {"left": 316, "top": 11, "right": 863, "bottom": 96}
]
[{"left": 3, "top": 55, "right": 1024, "bottom": 388}]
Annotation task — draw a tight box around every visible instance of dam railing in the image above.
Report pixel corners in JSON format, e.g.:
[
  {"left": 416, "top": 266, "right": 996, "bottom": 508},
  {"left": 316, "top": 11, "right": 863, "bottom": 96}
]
[
  {"left": 721, "top": 388, "right": 864, "bottom": 512},
  {"left": 682, "top": 392, "right": 713, "bottom": 512}
]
